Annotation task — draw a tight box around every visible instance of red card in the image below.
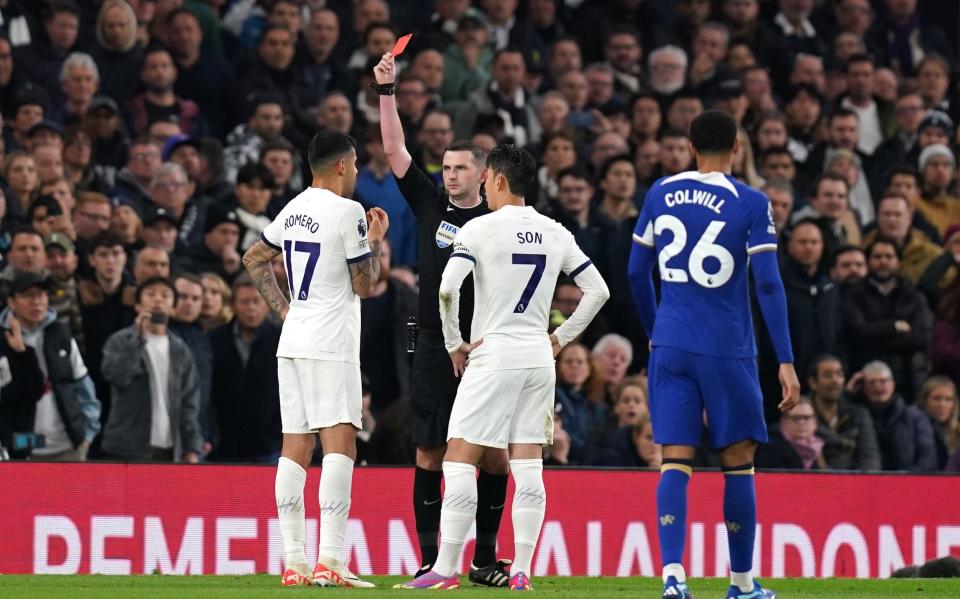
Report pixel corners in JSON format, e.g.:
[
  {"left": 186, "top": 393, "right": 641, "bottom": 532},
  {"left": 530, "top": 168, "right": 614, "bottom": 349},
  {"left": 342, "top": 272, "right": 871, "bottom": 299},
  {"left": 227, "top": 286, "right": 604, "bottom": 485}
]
[{"left": 391, "top": 33, "right": 413, "bottom": 56}]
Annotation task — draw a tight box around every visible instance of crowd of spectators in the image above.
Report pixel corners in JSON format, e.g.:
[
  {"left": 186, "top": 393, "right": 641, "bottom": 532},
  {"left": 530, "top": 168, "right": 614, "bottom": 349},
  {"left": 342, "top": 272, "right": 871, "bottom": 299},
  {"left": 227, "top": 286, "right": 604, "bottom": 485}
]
[{"left": 1, "top": 0, "right": 959, "bottom": 473}]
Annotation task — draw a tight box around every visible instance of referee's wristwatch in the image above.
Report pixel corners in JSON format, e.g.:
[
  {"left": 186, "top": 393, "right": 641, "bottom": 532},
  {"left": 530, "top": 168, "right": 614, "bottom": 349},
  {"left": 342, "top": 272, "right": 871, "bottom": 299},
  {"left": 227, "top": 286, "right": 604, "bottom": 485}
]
[{"left": 370, "top": 81, "right": 396, "bottom": 96}]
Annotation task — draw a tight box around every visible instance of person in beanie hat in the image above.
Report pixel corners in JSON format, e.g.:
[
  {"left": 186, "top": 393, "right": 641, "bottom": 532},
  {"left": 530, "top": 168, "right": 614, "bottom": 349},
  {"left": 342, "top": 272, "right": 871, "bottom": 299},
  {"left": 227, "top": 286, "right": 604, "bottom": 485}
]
[
  {"left": 185, "top": 203, "right": 242, "bottom": 282},
  {"left": 916, "top": 144, "right": 960, "bottom": 237},
  {"left": 917, "top": 111, "right": 954, "bottom": 152}
]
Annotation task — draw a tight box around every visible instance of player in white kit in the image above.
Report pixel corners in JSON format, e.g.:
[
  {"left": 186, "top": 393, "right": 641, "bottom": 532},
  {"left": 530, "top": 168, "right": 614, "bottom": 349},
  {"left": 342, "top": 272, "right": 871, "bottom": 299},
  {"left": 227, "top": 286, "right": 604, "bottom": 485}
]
[
  {"left": 242, "top": 130, "right": 388, "bottom": 588},
  {"left": 398, "top": 145, "right": 610, "bottom": 590}
]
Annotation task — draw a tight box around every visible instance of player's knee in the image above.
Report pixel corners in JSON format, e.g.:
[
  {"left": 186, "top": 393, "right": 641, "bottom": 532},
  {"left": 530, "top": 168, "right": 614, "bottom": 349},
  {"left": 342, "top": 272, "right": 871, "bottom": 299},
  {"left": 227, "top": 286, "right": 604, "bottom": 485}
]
[
  {"left": 479, "top": 447, "right": 510, "bottom": 474},
  {"left": 281, "top": 433, "right": 317, "bottom": 468},
  {"left": 660, "top": 444, "right": 697, "bottom": 461},
  {"left": 719, "top": 439, "right": 757, "bottom": 467},
  {"left": 416, "top": 445, "right": 446, "bottom": 470}
]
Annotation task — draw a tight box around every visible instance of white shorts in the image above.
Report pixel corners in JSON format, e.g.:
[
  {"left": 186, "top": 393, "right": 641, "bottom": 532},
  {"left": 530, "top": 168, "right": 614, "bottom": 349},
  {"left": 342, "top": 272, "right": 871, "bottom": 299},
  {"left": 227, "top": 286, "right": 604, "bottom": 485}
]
[
  {"left": 447, "top": 366, "right": 556, "bottom": 449},
  {"left": 277, "top": 358, "right": 362, "bottom": 433}
]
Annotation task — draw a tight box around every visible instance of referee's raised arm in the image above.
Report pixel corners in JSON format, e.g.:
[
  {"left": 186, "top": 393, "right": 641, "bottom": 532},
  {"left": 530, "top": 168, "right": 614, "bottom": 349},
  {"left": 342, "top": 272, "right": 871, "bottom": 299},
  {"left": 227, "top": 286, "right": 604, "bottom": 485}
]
[{"left": 374, "top": 52, "right": 413, "bottom": 178}]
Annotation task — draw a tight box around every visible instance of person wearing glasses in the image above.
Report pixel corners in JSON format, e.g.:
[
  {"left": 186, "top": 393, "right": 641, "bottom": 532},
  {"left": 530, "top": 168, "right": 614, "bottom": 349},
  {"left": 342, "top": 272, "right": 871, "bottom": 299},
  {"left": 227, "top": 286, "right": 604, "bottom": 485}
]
[{"left": 755, "top": 396, "right": 828, "bottom": 470}]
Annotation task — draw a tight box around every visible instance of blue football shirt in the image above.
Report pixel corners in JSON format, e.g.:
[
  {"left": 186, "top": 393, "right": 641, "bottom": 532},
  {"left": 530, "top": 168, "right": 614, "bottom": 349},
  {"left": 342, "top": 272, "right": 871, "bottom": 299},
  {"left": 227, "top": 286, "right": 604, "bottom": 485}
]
[{"left": 632, "top": 171, "right": 777, "bottom": 358}]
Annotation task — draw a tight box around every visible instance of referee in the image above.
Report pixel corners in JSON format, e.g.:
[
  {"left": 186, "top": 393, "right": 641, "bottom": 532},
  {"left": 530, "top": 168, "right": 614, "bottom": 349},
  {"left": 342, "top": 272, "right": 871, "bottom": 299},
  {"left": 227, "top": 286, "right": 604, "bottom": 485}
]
[{"left": 375, "top": 51, "right": 511, "bottom": 586}]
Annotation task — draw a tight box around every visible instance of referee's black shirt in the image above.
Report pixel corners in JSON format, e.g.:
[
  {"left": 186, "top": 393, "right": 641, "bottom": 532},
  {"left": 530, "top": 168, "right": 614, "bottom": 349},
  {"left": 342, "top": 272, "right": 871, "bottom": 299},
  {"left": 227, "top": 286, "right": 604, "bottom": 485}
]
[{"left": 396, "top": 163, "right": 489, "bottom": 337}]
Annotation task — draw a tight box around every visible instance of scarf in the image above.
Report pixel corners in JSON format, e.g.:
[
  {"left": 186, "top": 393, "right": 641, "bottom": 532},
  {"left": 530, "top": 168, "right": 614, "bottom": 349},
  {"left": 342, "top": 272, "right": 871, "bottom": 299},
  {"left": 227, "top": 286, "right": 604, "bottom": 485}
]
[{"left": 783, "top": 431, "right": 825, "bottom": 469}]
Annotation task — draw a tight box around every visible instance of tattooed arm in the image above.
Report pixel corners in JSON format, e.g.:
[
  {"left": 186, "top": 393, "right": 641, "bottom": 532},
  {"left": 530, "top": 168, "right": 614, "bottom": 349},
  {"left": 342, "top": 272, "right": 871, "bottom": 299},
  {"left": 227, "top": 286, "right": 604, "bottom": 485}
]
[
  {"left": 348, "top": 207, "right": 389, "bottom": 298},
  {"left": 348, "top": 239, "right": 382, "bottom": 298},
  {"left": 242, "top": 240, "right": 289, "bottom": 320}
]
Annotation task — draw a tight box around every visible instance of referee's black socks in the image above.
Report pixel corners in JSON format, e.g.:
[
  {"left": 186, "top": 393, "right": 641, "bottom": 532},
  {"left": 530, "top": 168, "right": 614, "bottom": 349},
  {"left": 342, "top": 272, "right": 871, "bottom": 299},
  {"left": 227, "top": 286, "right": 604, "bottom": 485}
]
[
  {"left": 413, "top": 466, "right": 443, "bottom": 566},
  {"left": 474, "top": 469, "right": 509, "bottom": 567}
]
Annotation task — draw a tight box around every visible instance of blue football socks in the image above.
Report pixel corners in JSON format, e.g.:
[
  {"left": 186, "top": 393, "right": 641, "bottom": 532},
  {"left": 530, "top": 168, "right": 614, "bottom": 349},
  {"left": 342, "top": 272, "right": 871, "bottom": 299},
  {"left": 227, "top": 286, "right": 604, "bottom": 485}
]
[{"left": 723, "top": 462, "right": 757, "bottom": 591}]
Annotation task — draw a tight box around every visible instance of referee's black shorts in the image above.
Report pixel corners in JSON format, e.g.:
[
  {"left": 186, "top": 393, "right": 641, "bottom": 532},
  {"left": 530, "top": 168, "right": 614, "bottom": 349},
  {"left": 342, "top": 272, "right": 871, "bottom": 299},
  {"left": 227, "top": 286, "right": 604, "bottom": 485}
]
[{"left": 410, "top": 329, "right": 461, "bottom": 447}]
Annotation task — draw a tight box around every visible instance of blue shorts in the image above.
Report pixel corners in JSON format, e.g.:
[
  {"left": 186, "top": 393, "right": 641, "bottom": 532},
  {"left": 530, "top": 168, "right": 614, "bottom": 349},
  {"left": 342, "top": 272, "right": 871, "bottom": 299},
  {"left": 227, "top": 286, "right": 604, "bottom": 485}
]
[{"left": 648, "top": 346, "right": 768, "bottom": 449}]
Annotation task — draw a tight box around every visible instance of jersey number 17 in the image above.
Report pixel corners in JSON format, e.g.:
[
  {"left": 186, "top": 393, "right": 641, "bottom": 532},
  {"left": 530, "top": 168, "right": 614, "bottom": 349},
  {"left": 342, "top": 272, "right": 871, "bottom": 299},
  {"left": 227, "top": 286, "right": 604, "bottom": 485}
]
[{"left": 284, "top": 240, "right": 322, "bottom": 300}]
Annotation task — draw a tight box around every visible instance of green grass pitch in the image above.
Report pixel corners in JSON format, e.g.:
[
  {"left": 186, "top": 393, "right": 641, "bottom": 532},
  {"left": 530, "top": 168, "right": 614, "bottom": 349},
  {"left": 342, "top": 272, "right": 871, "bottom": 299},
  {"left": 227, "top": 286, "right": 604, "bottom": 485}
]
[{"left": 2, "top": 575, "right": 960, "bottom": 598}]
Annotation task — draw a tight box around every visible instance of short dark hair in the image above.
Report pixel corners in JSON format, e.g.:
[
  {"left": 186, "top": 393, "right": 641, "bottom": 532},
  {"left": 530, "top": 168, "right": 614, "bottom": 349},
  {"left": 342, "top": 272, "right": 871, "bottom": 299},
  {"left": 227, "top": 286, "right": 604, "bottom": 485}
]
[
  {"left": 846, "top": 53, "right": 874, "bottom": 71},
  {"left": 143, "top": 45, "right": 172, "bottom": 63},
  {"left": 261, "top": 24, "right": 294, "bottom": 42},
  {"left": 362, "top": 21, "right": 396, "bottom": 44},
  {"left": 815, "top": 172, "right": 849, "bottom": 195},
  {"left": 135, "top": 276, "right": 177, "bottom": 304},
  {"left": 9, "top": 227, "right": 43, "bottom": 247},
  {"left": 166, "top": 6, "right": 200, "bottom": 28},
  {"left": 557, "top": 165, "right": 591, "bottom": 185},
  {"left": 886, "top": 165, "right": 922, "bottom": 188},
  {"left": 829, "top": 244, "right": 865, "bottom": 270},
  {"left": 788, "top": 217, "right": 823, "bottom": 238},
  {"left": 760, "top": 146, "right": 792, "bottom": 163},
  {"left": 829, "top": 107, "right": 859, "bottom": 124},
  {"left": 659, "top": 127, "right": 689, "bottom": 142},
  {"left": 808, "top": 353, "right": 844, "bottom": 381},
  {"left": 486, "top": 144, "right": 537, "bottom": 198},
  {"left": 493, "top": 46, "right": 525, "bottom": 66},
  {"left": 231, "top": 272, "right": 258, "bottom": 297},
  {"left": 174, "top": 272, "right": 203, "bottom": 289},
  {"left": 445, "top": 140, "right": 486, "bottom": 165},
  {"left": 260, "top": 138, "right": 296, "bottom": 159},
  {"left": 47, "top": 0, "right": 80, "bottom": 20},
  {"left": 607, "top": 25, "right": 641, "bottom": 44},
  {"left": 865, "top": 235, "right": 901, "bottom": 260},
  {"left": 598, "top": 154, "right": 635, "bottom": 182},
  {"left": 307, "top": 129, "right": 356, "bottom": 173},
  {"left": 88, "top": 230, "right": 125, "bottom": 252},
  {"left": 786, "top": 83, "right": 824, "bottom": 105},
  {"left": 689, "top": 109, "right": 738, "bottom": 155},
  {"left": 237, "top": 162, "right": 275, "bottom": 188}
]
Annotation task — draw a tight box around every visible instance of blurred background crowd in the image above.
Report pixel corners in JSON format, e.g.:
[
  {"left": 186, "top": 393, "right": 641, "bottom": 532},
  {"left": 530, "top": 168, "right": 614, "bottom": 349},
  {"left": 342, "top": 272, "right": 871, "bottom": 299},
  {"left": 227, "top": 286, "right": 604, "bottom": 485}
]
[{"left": 0, "top": 0, "right": 959, "bottom": 472}]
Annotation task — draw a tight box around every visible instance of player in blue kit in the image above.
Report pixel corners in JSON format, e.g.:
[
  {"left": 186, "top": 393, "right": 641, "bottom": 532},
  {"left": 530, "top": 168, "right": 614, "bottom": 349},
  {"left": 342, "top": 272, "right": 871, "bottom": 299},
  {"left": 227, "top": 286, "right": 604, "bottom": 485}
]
[{"left": 628, "top": 110, "right": 800, "bottom": 599}]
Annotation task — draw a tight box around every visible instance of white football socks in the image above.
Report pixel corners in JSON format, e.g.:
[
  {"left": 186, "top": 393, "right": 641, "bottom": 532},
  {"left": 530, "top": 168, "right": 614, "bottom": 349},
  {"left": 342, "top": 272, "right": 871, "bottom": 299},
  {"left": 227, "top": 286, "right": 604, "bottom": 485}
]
[
  {"left": 510, "top": 458, "right": 546, "bottom": 577},
  {"left": 432, "top": 461, "right": 478, "bottom": 577},
  {"left": 663, "top": 563, "right": 687, "bottom": 583},
  {"left": 318, "top": 452, "right": 354, "bottom": 562},
  {"left": 731, "top": 570, "right": 754, "bottom": 592},
  {"left": 275, "top": 457, "right": 308, "bottom": 568}
]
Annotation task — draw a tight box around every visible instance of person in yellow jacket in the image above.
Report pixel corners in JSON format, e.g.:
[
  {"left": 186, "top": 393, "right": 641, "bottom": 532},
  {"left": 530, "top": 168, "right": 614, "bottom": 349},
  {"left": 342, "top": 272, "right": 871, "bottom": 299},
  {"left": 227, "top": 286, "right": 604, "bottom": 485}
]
[
  {"left": 916, "top": 144, "right": 960, "bottom": 237},
  {"left": 866, "top": 195, "right": 942, "bottom": 284}
]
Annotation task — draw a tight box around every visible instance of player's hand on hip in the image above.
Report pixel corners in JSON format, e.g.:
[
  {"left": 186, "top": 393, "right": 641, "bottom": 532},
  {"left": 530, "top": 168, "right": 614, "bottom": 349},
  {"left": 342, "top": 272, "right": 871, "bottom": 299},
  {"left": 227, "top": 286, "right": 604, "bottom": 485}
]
[
  {"left": 549, "top": 333, "right": 562, "bottom": 357},
  {"left": 449, "top": 338, "right": 483, "bottom": 378},
  {"left": 366, "top": 207, "right": 389, "bottom": 241},
  {"left": 777, "top": 363, "right": 801, "bottom": 413},
  {"left": 374, "top": 52, "right": 396, "bottom": 85}
]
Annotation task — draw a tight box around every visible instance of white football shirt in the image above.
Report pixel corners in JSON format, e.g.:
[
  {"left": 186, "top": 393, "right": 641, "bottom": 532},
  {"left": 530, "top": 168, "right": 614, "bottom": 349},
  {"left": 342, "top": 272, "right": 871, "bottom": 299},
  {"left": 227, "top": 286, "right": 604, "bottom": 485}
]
[
  {"left": 444, "top": 205, "right": 593, "bottom": 370},
  {"left": 261, "top": 187, "right": 371, "bottom": 362}
]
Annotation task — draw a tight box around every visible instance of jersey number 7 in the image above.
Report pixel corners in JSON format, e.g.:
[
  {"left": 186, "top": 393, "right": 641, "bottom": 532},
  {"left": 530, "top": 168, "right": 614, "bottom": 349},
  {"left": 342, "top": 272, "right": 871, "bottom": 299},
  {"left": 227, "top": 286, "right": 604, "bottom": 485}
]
[
  {"left": 284, "top": 240, "right": 322, "bottom": 300},
  {"left": 655, "top": 215, "right": 734, "bottom": 288},
  {"left": 512, "top": 253, "right": 546, "bottom": 313}
]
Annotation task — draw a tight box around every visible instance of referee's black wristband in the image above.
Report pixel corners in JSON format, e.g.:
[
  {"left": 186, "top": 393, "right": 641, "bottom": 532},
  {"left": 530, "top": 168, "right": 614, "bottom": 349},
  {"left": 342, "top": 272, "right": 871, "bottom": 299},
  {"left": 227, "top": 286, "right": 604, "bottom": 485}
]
[{"left": 370, "top": 81, "right": 396, "bottom": 96}]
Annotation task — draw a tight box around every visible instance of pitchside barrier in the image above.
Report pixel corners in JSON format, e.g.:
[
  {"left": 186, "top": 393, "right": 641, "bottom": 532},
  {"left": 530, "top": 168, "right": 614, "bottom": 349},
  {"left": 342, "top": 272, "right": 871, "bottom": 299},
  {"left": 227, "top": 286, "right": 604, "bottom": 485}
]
[{"left": 2, "top": 463, "right": 959, "bottom": 578}]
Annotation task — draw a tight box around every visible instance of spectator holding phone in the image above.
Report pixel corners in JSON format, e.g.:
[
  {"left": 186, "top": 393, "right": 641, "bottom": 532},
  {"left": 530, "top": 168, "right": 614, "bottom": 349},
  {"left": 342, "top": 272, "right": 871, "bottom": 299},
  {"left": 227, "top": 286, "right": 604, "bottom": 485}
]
[
  {"left": 0, "top": 292, "right": 50, "bottom": 458},
  {"left": 0, "top": 272, "right": 100, "bottom": 460},
  {"left": 100, "top": 276, "right": 202, "bottom": 463}
]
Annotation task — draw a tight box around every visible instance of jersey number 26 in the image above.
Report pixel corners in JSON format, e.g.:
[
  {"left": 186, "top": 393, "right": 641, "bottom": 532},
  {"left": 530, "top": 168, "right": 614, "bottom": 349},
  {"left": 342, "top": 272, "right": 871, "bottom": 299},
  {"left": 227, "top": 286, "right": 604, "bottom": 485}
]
[{"left": 655, "top": 215, "right": 734, "bottom": 288}]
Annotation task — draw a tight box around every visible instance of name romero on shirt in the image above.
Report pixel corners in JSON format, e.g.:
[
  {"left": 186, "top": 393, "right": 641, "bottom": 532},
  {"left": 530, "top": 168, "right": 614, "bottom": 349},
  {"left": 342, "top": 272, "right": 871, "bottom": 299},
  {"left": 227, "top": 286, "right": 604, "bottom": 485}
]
[{"left": 284, "top": 213, "right": 321, "bottom": 233}]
